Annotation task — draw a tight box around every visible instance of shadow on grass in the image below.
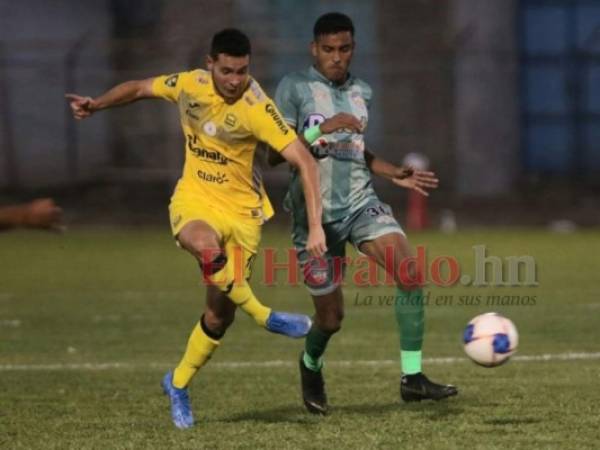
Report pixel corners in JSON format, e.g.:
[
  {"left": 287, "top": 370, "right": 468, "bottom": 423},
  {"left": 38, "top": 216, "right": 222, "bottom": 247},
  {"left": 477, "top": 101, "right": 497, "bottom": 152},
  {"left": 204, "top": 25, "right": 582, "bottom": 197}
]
[
  {"left": 220, "top": 404, "right": 320, "bottom": 424},
  {"left": 483, "top": 417, "right": 542, "bottom": 426},
  {"left": 221, "top": 400, "right": 463, "bottom": 424}
]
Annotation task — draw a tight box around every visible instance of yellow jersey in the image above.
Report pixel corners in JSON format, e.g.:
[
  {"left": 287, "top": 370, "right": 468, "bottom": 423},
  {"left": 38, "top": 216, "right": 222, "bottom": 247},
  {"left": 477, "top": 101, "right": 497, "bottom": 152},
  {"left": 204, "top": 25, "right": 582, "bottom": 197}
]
[{"left": 152, "top": 69, "right": 296, "bottom": 220}]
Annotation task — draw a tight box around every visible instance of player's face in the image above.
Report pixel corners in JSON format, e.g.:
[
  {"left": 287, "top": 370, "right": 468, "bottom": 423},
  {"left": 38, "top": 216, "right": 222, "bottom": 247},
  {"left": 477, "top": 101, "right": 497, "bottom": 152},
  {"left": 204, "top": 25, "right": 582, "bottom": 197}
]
[
  {"left": 311, "top": 31, "right": 354, "bottom": 84},
  {"left": 207, "top": 54, "right": 250, "bottom": 102}
]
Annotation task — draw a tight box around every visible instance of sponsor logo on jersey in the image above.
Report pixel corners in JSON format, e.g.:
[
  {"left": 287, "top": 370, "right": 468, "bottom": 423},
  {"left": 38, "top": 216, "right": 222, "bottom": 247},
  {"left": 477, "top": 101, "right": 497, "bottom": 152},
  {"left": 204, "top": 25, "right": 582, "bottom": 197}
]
[
  {"left": 197, "top": 169, "right": 229, "bottom": 184},
  {"left": 301, "top": 113, "right": 326, "bottom": 132},
  {"left": 165, "top": 74, "right": 179, "bottom": 87},
  {"left": 265, "top": 103, "right": 289, "bottom": 135},
  {"left": 309, "top": 137, "right": 365, "bottom": 161},
  {"left": 225, "top": 113, "right": 237, "bottom": 128},
  {"left": 189, "top": 146, "right": 229, "bottom": 165},
  {"left": 187, "top": 134, "right": 228, "bottom": 165}
]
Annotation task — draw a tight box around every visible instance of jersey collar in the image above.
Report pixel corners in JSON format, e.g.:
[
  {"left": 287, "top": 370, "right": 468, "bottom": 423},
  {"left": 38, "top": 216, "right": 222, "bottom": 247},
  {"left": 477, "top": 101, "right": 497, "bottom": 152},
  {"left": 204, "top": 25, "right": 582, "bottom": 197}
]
[{"left": 309, "top": 65, "right": 354, "bottom": 89}]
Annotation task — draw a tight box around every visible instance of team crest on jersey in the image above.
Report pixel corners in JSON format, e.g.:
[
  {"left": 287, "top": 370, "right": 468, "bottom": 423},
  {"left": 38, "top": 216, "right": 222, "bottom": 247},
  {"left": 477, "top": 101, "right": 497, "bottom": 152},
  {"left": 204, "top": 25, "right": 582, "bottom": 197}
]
[
  {"left": 203, "top": 121, "right": 217, "bottom": 136},
  {"left": 165, "top": 74, "right": 179, "bottom": 87}
]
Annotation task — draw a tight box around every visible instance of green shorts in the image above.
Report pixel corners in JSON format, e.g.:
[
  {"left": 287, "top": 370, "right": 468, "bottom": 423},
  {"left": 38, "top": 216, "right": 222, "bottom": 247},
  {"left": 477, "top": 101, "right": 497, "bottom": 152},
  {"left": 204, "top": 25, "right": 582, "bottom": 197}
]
[{"left": 292, "top": 198, "right": 404, "bottom": 296}]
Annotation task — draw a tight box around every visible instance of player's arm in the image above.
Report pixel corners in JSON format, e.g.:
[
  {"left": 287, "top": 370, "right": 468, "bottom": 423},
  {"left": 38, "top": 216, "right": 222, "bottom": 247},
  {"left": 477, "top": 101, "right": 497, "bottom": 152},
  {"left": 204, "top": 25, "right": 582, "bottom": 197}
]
[
  {"left": 267, "top": 113, "right": 364, "bottom": 166},
  {"left": 279, "top": 140, "right": 327, "bottom": 257},
  {"left": 65, "top": 78, "right": 156, "bottom": 120},
  {"left": 364, "top": 150, "right": 439, "bottom": 197},
  {"left": 0, "top": 198, "right": 63, "bottom": 231}
]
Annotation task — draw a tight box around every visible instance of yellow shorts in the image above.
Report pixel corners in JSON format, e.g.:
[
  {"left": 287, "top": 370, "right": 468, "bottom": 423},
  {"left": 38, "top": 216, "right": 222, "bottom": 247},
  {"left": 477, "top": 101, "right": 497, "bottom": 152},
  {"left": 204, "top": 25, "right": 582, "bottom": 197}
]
[{"left": 169, "top": 192, "right": 262, "bottom": 281}]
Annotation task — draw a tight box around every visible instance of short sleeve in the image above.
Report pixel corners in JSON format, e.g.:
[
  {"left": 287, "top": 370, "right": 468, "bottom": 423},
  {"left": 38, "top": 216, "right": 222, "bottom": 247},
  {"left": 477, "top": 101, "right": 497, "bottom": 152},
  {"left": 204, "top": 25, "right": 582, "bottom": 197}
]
[
  {"left": 249, "top": 99, "right": 297, "bottom": 153},
  {"left": 152, "top": 72, "right": 184, "bottom": 102},
  {"left": 274, "top": 75, "right": 299, "bottom": 128}
]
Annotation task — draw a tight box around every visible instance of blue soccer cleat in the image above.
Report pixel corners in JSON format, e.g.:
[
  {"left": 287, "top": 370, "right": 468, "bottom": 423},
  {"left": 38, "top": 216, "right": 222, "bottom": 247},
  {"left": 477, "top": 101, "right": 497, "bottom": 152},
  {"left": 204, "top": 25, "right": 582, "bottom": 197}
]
[
  {"left": 266, "top": 311, "right": 312, "bottom": 338},
  {"left": 161, "top": 371, "right": 194, "bottom": 429}
]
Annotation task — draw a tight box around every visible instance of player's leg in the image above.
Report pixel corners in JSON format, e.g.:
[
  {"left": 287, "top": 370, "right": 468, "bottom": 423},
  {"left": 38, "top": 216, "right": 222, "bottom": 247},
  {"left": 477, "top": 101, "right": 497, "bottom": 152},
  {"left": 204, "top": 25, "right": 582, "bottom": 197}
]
[
  {"left": 162, "top": 285, "right": 235, "bottom": 429},
  {"left": 299, "top": 286, "right": 343, "bottom": 415},
  {"left": 358, "top": 232, "right": 425, "bottom": 371},
  {"left": 176, "top": 219, "right": 308, "bottom": 337},
  {"left": 358, "top": 231, "right": 458, "bottom": 401},
  {"left": 306, "top": 287, "right": 344, "bottom": 370},
  {"left": 176, "top": 219, "right": 269, "bottom": 325},
  {"left": 172, "top": 285, "right": 236, "bottom": 389},
  {"left": 297, "top": 237, "right": 347, "bottom": 415}
]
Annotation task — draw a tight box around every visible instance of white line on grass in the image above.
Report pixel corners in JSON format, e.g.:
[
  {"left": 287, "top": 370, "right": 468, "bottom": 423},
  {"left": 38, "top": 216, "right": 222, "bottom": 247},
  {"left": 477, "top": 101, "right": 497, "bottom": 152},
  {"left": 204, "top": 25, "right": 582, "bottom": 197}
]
[{"left": 1, "top": 351, "right": 599, "bottom": 371}]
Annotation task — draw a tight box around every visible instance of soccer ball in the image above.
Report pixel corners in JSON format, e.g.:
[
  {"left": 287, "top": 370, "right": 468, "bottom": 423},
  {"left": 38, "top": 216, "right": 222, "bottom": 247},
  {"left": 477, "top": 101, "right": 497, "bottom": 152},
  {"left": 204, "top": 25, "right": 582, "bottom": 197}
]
[{"left": 463, "top": 312, "right": 518, "bottom": 367}]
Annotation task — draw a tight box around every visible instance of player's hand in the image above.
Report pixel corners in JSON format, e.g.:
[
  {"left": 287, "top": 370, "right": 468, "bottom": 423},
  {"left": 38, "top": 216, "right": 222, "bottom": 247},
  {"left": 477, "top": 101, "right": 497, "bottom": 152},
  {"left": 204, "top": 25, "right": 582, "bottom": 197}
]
[
  {"left": 22, "top": 198, "right": 64, "bottom": 231},
  {"left": 320, "top": 113, "right": 363, "bottom": 134},
  {"left": 65, "top": 93, "right": 97, "bottom": 120},
  {"left": 391, "top": 166, "right": 439, "bottom": 197},
  {"left": 305, "top": 224, "right": 327, "bottom": 258}
]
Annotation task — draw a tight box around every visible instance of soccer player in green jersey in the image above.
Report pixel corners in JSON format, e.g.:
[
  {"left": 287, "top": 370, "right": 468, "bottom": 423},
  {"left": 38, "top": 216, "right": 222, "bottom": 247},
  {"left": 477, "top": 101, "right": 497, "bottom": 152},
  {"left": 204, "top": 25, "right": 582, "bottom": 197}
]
[{"left": 271, "top": 12, "right": 457, "bottom": 414}]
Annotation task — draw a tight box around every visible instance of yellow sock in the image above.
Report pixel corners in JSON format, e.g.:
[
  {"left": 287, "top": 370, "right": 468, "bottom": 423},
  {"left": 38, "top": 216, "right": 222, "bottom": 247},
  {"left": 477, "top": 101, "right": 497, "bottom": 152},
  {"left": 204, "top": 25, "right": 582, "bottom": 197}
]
[
  {"left": 232, "top": 283, "right": 271, "bottom": 326},
  {"left": 172, "top": 322, "right": 220, "bottom": 389}
]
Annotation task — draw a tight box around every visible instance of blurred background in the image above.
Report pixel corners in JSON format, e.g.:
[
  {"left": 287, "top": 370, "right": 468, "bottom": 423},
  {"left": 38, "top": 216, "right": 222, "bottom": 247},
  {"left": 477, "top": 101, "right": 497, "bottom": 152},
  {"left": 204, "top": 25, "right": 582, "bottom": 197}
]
[{"left": 1, "top": 0, "right": 599, "bottom": 228}]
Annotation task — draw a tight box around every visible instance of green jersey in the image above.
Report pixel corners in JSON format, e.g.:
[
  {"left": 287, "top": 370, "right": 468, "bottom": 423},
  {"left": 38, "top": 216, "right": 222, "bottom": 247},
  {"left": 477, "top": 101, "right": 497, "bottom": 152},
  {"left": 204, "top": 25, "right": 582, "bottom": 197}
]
[{"left": 275, "top": 66, "right": 378, "bottom": 223}]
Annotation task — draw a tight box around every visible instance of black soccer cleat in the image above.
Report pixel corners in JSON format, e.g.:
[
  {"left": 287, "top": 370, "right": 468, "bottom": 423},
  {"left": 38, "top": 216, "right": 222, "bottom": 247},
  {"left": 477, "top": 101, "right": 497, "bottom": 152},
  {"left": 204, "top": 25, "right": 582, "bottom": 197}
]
[
  {"left": 400, "top": 372, "right": 458, "bottom": 402},
  {"left": 299, "top": 352, "right": 328, "bottom": 415}
]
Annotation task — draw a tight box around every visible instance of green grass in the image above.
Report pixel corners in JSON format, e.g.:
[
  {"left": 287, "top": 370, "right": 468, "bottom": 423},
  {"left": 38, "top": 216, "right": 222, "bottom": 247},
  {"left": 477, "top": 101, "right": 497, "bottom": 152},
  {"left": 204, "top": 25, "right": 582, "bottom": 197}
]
[{"left": 1, "top": 226, "right": 599, "bottom": 449}]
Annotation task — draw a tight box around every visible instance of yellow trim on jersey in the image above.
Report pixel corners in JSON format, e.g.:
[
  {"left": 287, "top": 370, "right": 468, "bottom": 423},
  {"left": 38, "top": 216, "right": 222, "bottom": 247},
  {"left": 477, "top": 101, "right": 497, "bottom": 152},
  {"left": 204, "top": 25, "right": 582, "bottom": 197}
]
[{"left": 152, "top": 69, "right": 295, "bottom": 221}]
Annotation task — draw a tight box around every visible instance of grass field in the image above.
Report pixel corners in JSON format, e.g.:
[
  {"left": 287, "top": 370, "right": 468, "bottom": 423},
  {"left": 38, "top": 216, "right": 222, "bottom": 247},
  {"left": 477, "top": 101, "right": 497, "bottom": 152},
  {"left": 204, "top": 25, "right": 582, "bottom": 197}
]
[{"left": 1, "top": 226, "right": 599, "bottom": 449}]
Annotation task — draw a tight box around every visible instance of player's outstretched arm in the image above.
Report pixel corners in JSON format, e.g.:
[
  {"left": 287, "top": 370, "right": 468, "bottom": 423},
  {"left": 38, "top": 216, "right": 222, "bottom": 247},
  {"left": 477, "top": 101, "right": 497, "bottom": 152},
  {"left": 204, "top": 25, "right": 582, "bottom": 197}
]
[
  {"left": 364, "top": 150, "right": 439, "bottom": 197},
  {"left": 280, "top": 140, "right": 327, "bottom": 257},
  {"left": 65, "top": 78, "right": 156, "bottom": 120}
]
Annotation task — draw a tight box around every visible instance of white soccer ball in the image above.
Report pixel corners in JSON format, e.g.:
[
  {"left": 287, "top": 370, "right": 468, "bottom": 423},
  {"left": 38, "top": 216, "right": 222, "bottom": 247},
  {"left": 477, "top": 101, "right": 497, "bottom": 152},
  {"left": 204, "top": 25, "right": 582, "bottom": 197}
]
[{"left": 463, "top": 312, "right": 518, "bottom": 367}]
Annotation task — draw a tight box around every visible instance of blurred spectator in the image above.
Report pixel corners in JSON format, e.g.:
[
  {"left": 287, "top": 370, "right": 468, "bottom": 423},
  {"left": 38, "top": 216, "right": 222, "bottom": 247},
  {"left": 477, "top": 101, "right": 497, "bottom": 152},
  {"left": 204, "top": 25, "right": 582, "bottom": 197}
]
[{"left": 0, "top": 198, "right": 63, "bottom": 231}]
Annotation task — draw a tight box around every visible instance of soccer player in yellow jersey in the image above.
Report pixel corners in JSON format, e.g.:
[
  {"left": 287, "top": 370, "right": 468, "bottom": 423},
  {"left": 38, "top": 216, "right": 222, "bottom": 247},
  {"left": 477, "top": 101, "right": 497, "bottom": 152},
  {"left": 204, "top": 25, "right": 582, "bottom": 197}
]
[{"left": 66, "top": 28, "right": 362, "bottom": 429}]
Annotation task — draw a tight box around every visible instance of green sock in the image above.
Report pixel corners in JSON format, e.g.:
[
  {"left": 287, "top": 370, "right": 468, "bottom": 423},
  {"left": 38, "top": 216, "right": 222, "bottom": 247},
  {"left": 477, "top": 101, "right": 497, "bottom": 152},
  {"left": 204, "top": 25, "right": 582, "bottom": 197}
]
[
  {"left": 303, "top": 326, "right": 333, "bottom": 372},
  {"left": 401, "top": 350, "right": 422, "bottom": 375},
  {"left": 395, "top": 287, "right": 425, "bottom": 374}
]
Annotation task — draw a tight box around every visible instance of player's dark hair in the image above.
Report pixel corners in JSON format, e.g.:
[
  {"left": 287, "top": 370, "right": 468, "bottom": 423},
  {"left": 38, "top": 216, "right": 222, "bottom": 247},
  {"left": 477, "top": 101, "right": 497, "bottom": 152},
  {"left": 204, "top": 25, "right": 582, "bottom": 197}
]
[
  {"left": 313, "top": 12, "right": 354, "bottom": 39},
  {"left": 210, "top": 28, "right": 251, "bottom": 58}
]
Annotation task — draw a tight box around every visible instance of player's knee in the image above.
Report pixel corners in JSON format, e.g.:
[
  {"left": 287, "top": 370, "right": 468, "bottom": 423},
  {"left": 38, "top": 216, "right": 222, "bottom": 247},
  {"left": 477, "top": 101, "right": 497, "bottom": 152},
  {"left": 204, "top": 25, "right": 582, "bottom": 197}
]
[
  {"left": 180, "top": 233, "right": 223, "bottom": 268},
  {"left": 202, "top": 310, "right": 234, "bottom": 337},
  {"left": 318, "top": 310, "right": 344, "bottom": 334},
  {"left": 396, "top": 264, "right": 424, "bottom": 291},
  {"left": 188, "top": 244, "right": 228, "bottom": 277}
]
